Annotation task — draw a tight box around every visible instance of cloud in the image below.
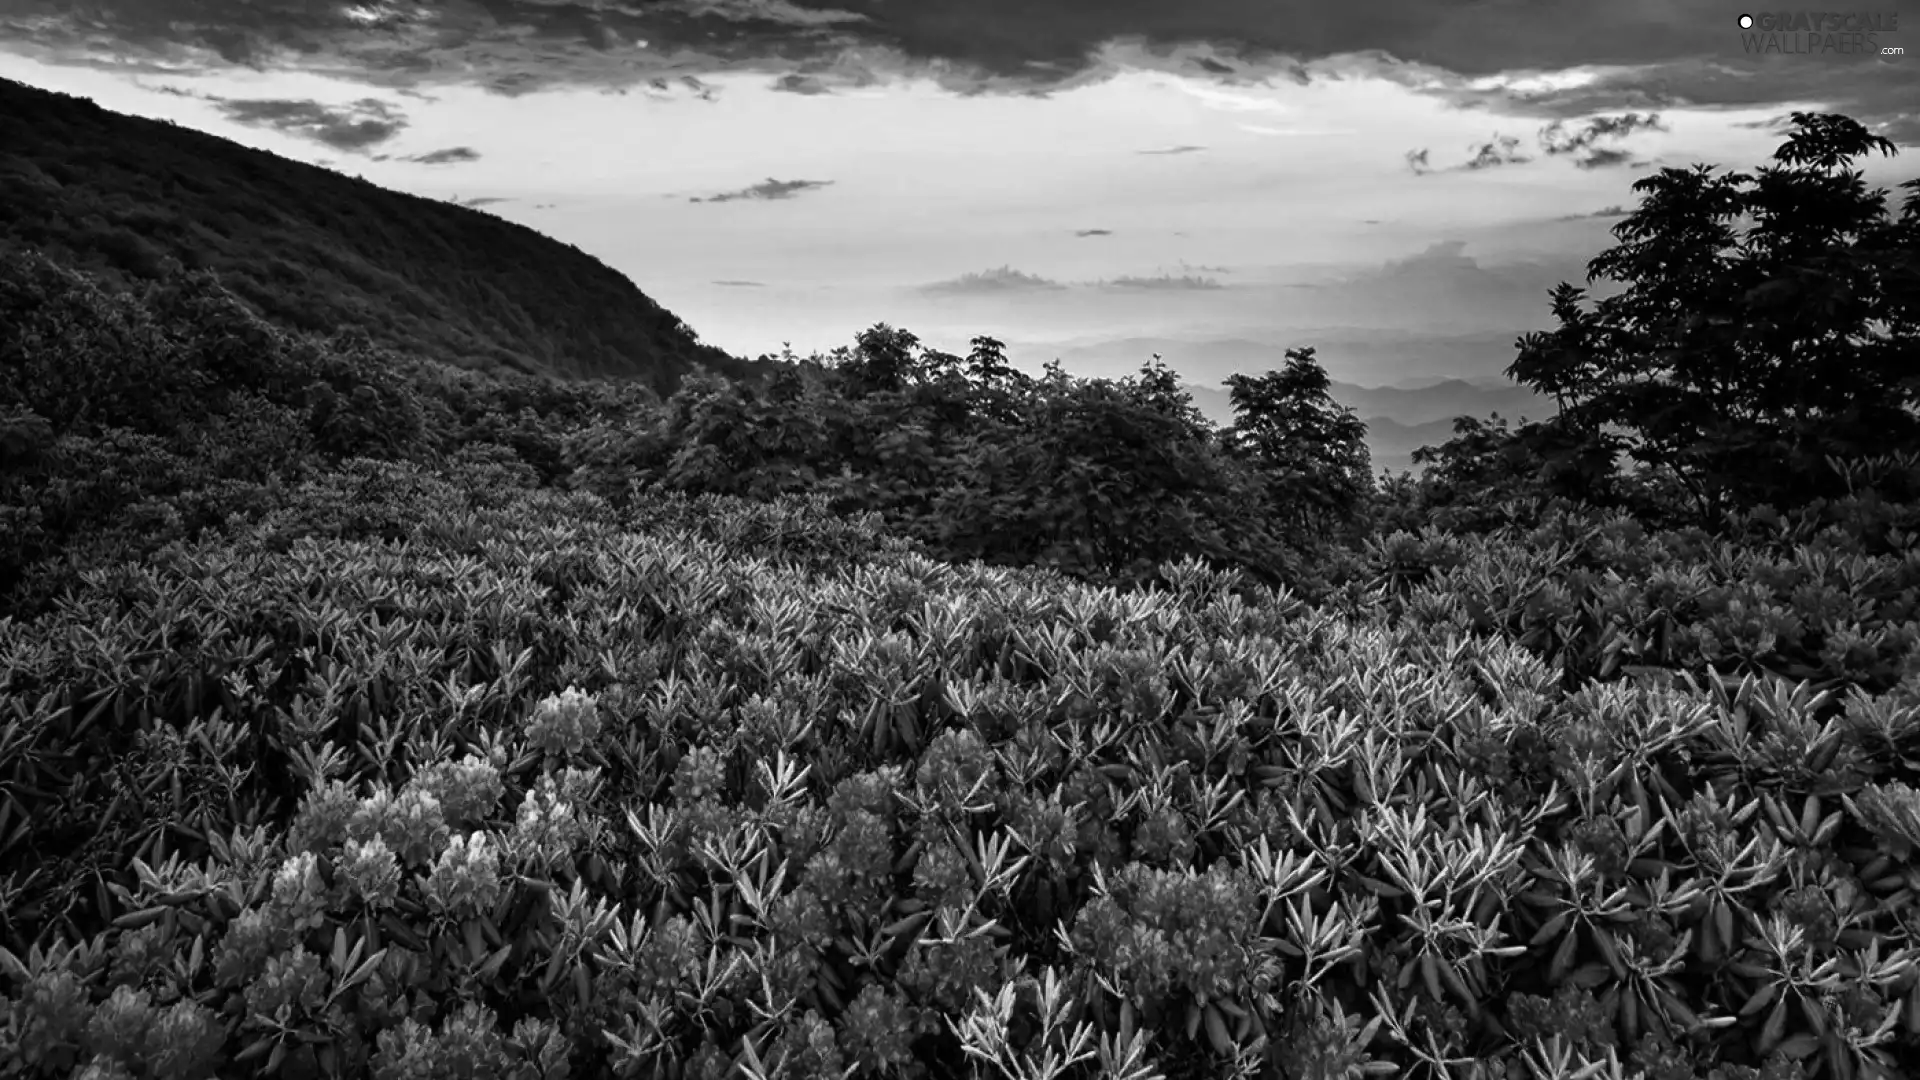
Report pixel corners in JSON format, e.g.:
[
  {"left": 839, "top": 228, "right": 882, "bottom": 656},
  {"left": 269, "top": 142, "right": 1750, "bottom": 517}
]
[
  {"left": 1462, "top": 134, "right": 1531, "bottom": 170},
  {"left": 690, "top": 177, "right": 834, "bottom": 203},
  {"left": 1299, "top": 240, "right": 1601, "bottom": 328},
  {"left": 1099, "top": 273, "right": 1223, "bottom": 290},
  {"left": 3, "top": 0, "right": 1912, "bottom": 143},
  {"left": 1408, "top": 110, "right": 1667, "bottom": 173},
  {"left": 454, "top": 196, "right": 508, "bottom": 206},
  {"left": 919, "top": 266, "right": 1067, "bottom": 294},
  {"left": 407, "top": 145, "right": 480, "bottom": 165},
  {"left": 1540, "top": 112, "right": 1665, "bottom": 154},
  {"left": 917, "top": 264, "right": 1233, "bottom": 294},
  {"left": 1138, "top": 144, "right": 1206, "bottom": 155},
  {"left": 1576, "top": 146, "right": 1641, "bottom": 170},
  {"left": 713, "top": 279, "right": 767, "bottom": 286},
  {"left": 771, "top": 73, "right": 832, "bottom": 95},
  {"left": 1556, "top": 203, "right": 1630, "bottom": 221},
  {"left": 202, "top": 94, "right": 407, "bottom": 151},
  {"left": 1074, "top": 228, "right": 1113, "bottom": 237},
  {"left": 1420, "top": 61, "right": 1917, "bottom": 148}
]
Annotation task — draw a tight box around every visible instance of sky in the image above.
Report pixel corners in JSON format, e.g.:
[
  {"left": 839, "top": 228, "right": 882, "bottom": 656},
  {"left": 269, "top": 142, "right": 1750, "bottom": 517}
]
[{"left": 1, "top": 0, "right": 1916, "bottom": 387}]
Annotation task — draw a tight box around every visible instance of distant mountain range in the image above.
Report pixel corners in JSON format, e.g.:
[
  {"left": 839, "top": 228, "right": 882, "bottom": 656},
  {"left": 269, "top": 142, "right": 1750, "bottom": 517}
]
[
  {"left": 1022, "top": 335, "right": 1557, "bottom": 476},
  {"left": 0, "top": 77, "right": 760, "bottom": 395},
  {"left": 1039, "top": 330, "right": 1542, "bottom": 388},
  {"left": 1178, "top": 379, "right": 1555, "bottom": 475}
]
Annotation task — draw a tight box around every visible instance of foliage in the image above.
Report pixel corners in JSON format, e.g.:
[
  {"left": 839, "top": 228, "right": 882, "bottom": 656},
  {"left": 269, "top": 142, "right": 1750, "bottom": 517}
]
[
  {"left": 1504, "top": 112, "right": 1920, "bottom": 522},
  {"left": 3, "top": 478, "right": 1920, "bottom": 1080},
  {"left": 1217, "top": 347, "right": 1374, "bottom": 546},
  {"left": 0, "top": 77, "right": 762, "bottom": 396}
]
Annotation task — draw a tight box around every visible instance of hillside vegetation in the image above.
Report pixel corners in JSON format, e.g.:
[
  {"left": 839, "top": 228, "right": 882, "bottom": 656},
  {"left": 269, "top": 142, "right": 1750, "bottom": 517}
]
[
  {"left": 0, "top": 78, "right": 761, "bottom": 394},
  {"left": 1, "top": 98, "right": 1919, "bottom": 1080}
]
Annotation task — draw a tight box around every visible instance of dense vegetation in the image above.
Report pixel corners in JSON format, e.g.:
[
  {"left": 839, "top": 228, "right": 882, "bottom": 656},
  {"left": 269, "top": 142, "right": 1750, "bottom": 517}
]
[
  {"left": 0, "top": 78, "right": 761, "bottom": 394},
  {"left": 1, "top": 100, "right": 1919, "bottom": 1080}
]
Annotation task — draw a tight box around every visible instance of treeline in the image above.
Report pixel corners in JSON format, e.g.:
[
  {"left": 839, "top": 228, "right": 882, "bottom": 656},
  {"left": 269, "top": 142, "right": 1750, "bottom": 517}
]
[{"left": 1, "top": 111, "right": 1917, "bottom": 627}]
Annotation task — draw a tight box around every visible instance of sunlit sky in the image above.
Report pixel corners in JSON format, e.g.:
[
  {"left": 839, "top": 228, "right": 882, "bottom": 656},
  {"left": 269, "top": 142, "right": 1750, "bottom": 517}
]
[{"left": 1, "top": 0, "right": 1914, "bottom": 384}]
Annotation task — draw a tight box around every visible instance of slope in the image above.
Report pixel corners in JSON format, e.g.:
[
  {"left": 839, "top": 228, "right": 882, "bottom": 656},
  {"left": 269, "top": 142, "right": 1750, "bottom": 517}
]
[{"left": 0, "top": 77, "right": 758, "bottom": 395}]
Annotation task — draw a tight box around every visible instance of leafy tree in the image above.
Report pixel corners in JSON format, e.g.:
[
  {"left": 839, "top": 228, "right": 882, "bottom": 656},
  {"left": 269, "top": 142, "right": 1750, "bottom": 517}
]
[
  {"left": 832, "top": 323, "right": 923, "bottom": 398},
  {"left": 961, "top": 335, "right": 1034, "bottom": 426},
  {"left": 931, "top": 365, "right": 1296, "bottom": 588},
  {"left": 1217, "top": 347, "right": 1373, "bottom": 544},
  {"left": 1506, "top": 111, "right": 1920, "bottom": 521},
  {"left": 1125, "top": 355, "right": 1217, "bottom": 445}
]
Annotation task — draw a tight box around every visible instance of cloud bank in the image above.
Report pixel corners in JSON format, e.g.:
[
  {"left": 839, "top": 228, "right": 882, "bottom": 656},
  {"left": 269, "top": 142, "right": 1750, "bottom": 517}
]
[{"left": 0, "top": 0, "right": 1907, "bottom": 141}]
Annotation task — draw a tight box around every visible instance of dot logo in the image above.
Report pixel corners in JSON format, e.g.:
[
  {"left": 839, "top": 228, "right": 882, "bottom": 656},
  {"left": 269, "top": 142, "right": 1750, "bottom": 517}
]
[{"left": 1738, "top": 13, "right": 1753, "bottom": 28}]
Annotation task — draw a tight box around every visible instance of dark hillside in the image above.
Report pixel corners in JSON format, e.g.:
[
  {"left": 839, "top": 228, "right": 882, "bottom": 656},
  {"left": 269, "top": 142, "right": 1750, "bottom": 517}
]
[{"left": 0, "top": 77, "right": 760, "bottom": 395}]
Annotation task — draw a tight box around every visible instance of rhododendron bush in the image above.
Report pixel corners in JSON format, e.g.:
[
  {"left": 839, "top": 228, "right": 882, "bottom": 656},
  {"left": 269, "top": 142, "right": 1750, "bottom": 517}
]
[{"left": 2, "top": 466, "right": 1918, "bottom": 1080}]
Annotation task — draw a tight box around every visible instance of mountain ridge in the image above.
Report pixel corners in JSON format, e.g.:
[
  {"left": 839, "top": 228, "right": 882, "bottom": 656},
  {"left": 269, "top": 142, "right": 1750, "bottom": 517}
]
[
  {"left": 1178, "top": 379, "right": 1556, "bottom": 475},
  {"left": 0, "top": 77, "right": 758, "bottom": 395}
]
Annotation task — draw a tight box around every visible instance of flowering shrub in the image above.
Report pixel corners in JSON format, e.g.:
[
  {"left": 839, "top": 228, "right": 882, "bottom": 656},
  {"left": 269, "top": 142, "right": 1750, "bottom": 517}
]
[{"left": 2, "top": 481, "right": 1920, "bottom": 1080}]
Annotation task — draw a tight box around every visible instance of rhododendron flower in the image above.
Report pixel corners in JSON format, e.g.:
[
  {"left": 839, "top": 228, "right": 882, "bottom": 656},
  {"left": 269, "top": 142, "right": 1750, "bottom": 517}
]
[
  {"left": 525, "top": 685, "right": 602, "bottom": 759},
  {"left": 422, "top": 831, "right": 505, "bottom": 919},
  {"left": 338, "top": 834, "right": 403, "bottom": 910}
]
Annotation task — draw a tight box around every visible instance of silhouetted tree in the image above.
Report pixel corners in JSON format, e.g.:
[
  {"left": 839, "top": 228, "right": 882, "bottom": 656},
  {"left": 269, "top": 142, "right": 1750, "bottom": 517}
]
[
  {"left": 834, "top": 323, "right": 921, "bottom": 397},
  {"left": 1218, "top": 347, "right": 1373, "bottom": 543},
  {"left": 1506, "top": 111, "right": 1920, "bottom": 520}
]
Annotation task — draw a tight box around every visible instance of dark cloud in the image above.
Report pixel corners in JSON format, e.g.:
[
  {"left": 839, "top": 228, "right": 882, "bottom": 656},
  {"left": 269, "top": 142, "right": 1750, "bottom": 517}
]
[
  {"left": 1576, "top": 146, "right": 1643, "bottom": 170},
  {"left": 455, "top": 196, "right": 508, "bottom": 206},
  {"left": 1409, "top": 111, "right": 1667, "bottom": 173},
  {"left": 1074, "top": 228, "right": 1113, "bottom": 236},
  {"left": 1421, "top": 60, "right": 1916, "bottom": 147},
  {"left": 690, "top": 177, "right": 834, "bottom": 203},
  {"left": 1139, "top": 144, "right": 1206, "bottom": 155},
  {"left": 1, "top": 0, "right": 1912, "bottom": 142},
  {"left": 209, "top": 95, "right": 407, "bottom": 151},
  {"left": 1462, "top": 134, "right": 1531, "bottom": 171},
  {"left": 1540, "top": 113, "right": 1666, "bottom": 155},
  {"left": 408, "top": 146, "right": 481, "bottom": 165},
  {"left": 772, "top": 73, "right": 833, "bottom": 95},
  {"left": 919, "top": 266, "right": 1067, "bottom": 294}
]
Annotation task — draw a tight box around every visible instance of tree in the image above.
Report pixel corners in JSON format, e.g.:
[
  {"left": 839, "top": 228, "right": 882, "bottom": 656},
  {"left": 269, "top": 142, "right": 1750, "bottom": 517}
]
[
  {"left": 833, "top": 323, "right": 922, "bottom": 398},
  {"left": 932, "top": 368, "right": 1295, "bottom": 588},
  {"left": 1506, "top": 111, "right": 1920, "bottom": 520},
  {"left": 1218, "top": 347, "right": 1373, "bottom": 544}
]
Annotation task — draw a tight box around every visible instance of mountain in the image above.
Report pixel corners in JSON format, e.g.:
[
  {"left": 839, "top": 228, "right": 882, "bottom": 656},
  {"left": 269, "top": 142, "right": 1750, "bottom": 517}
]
[
  {"left": 0, "top": 77, "right": 757, "bottom": 395},
  {"left": 1035, "top": 329, "right": 1541, "bottom": 388},
  {"left": 1358, "top": 416, "right": 1470, "bottom": 477},
  {"left": 1318, "top": 379, "right": 1554, "bottom": 428},
  {"left": 1180, "top": 379, "right": 1555, "bottom": 476}
]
